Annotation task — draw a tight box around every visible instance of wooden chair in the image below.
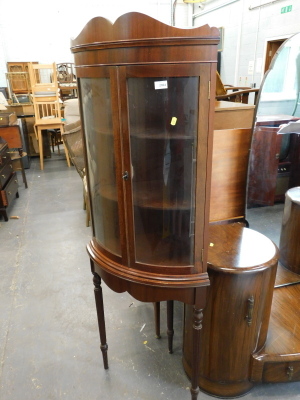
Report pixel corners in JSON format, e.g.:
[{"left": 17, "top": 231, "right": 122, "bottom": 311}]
[
  {"left": 28, "top": 63, "right": 71, "bottom": 170},
  {"left": 31, "top": 99, "right": 70, "bottom": 170},
  {"left": 0, "top": 125, "right": 28, "bottom": 188},
  {"left": 216, "top": 71, "right": 259, "bottom": 104}
]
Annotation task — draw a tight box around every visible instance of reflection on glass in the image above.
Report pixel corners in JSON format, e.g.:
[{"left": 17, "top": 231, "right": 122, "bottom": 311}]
[
  {"left": 128, "top": 77, "right": 199, "bottom": 266},
  {"left": 248, "top": 33, "right": 300, "bottom": 209},
  {"left": 257, "top": 33, "right": 300, "bottom": 118},
  {"left": 80, "top": 78, "right": 121, "bottom": 256}
]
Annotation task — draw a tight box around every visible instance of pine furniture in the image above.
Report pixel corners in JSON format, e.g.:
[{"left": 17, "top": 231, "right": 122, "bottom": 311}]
[{"left": 28, "top": 63, "right": 70, "bottom": 170}]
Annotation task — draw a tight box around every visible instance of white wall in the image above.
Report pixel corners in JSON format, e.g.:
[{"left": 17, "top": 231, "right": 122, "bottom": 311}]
[
  {"left": 0, "top": 0, "right": 174, "bottom": 87},
  {"left": 0, "top": 0, "right": 299, "bottom": 90},
  {"left": 193, "top": 0, "right": 300, "bottom": 87}
]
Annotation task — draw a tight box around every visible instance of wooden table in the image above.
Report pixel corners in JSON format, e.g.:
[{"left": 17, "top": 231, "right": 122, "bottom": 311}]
[{"left": 214, "top": 100, "right": 255, "bottom": 130}]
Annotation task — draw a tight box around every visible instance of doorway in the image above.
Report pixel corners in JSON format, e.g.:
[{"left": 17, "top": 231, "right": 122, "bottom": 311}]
[{"left": 264, "top": 38, "right": 288, "bottom": 73}]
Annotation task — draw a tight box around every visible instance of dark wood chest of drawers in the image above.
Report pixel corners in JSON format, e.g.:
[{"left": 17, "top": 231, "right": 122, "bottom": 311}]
[{"left": 0, "top": 137, "right": 19, "bottom": 221}]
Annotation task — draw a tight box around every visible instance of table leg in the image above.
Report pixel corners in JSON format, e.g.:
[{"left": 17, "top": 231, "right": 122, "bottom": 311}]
[
  {"left": 167, "top": 300, "right": 174, "bottom": 354},
  {"left": 93, "top": 272, "right": 109, "bottom": 369},
  {"left": 37, "top": 127, "right": 44, "bottom": 170},
  {"left": 154, "top": 302, "right": 161, "bottom": 339},
  {"left": 190, "top": 305, "right": 203, "bottom": 400}
]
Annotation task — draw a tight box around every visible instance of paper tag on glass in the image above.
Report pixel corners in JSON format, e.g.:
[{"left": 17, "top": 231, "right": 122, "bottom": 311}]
[
  {"left": 171, "top": 117, "right": 177, "bottom": 126},
  {"left": 154, "top": 80, "right": 168, "bottom": 90}
]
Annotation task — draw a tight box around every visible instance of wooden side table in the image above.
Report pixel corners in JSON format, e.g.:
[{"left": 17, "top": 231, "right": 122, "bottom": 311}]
[{"left": 279, "top": 187, "right": 300, "bottom": 273}]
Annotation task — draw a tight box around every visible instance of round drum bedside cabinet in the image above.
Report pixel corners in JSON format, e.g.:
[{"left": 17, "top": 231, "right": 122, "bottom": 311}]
[
  {"left": 279, "top": 187, "right": 300, "bottom": 274},
  {"left": 183, "top": 223, "right": 279, "bottom": 398}
]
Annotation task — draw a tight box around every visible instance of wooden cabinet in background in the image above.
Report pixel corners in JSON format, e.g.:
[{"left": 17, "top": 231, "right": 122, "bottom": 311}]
[
  {"left": 247, "top": 116, "right": 300, "bottom": 208},
  {"left": 7, "top": 62, "right": 38, "bottom": 93},
  {"left": 0, "top": 137, "right": 19, "bottom": 221},
  {"left": 214, "top": 100, "right": 255, "bottom": 130},
  {"left": 210, "top": 128, "right": 252, "bottom": 224}
]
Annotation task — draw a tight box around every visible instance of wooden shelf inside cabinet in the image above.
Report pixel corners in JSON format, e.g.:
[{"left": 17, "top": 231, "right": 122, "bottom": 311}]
[
  {"left": 72, "top": 12, "right": 220, "bottom": 400},
  {"left": 130, "top": 131, "right": 196, "bottom": 140},
  {"left": 100, "top": 183, "right": 192, "bottom": 210}
]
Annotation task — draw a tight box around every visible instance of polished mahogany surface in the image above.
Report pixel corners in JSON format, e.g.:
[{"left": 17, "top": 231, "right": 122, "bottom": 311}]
[
  {"left": 207, "top": 224, "right": 278, "bottom": 270},
  {"left": 279, "top": 187, "right": 300, "bottom": 274},
  {"left": 275, "top": 263, "right": 300, "bottom": 287},
  {"left": 72, "top": 13, "right": 220, "bottom": 281},
  {"left": 251, "top": 282, "right": 300, "bottom": 383},
  {"left": 72, "top": 13, "right": 220, "bottom": 400},
  {"left": 183, "top": 223, "right": 278, "bottom": 397}
]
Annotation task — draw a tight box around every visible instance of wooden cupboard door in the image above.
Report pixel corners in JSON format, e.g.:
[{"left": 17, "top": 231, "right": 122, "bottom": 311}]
[{"left": 117, "top": 64, "right": 213, "bottom": 272}]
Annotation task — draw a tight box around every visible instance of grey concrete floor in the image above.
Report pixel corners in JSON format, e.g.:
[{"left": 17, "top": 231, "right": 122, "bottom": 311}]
[{"left": 1, "top": 152, "right": 300, "bottom": 400}]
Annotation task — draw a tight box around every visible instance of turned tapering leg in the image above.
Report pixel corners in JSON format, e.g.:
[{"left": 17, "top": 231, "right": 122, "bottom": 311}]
[
  {"left": 154, "top": 302, "right": 161, "bottom": 339},
  {"left": 93, "top": 272, "right": 108, "bottom": 369},
  {"left": 167, "top": 300, "right": 174, "bottom": 354},
  {"left": 190, "top": 306, "right": 203, "bottom": 400}
]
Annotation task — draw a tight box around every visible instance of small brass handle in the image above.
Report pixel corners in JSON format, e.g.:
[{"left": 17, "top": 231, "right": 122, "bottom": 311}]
[
  {"left": 275, "top": 153, "right": 280, "bottom": 159},
  {"left": 287, "top": 365, "right": 294, "bottom": 381},
  {"left": 122, "top": 171, "right": 129, "bottom": 180},
  {"left": 1, "top": 174, "right": 5, "bottom": 178},
  {"left": 246, "top": 295, "right": 254, "bottom": 326},
  {"left": 8, "top": 191, "right": 11, "bottom": 195}
]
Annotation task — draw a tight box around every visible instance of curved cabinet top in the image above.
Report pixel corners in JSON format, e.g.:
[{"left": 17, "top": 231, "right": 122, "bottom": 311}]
[
  {"left": 71, "top": 12, "right": 220, "bottom": 66},
  {"left": 208, "top": 224, "right": 279, "bottom": 274}
]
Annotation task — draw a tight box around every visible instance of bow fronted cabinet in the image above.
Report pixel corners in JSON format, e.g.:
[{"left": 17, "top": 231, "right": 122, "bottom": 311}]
[{"left": 71, "top": 12, "right": 219, "bottom": 399}]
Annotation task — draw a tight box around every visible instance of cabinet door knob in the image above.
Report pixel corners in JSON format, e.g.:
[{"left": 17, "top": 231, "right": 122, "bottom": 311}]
[
  {"left": 1, "top": 174, "right": 5, "bottom": 179},
  {"left": 122, "top": 171, "right": 129, "bottom": 180},
  {"left": 246, "top": 295, "right": 254, "bottom": 326}
]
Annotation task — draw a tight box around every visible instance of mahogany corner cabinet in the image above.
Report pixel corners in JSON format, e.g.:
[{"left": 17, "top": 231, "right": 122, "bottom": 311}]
[{"left": 71, "top": 12, "right": 219, "bottom": 400}]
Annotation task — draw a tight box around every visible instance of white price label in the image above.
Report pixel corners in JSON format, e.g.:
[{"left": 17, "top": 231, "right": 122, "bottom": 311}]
[{"left": 154, "top": 80, "right": 168, "bottom": 90}]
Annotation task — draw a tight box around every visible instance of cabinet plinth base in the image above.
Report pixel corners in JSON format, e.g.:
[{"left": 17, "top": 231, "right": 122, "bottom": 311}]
[{"left": 182, "top": 357, "right": 254, "bottom": 398}]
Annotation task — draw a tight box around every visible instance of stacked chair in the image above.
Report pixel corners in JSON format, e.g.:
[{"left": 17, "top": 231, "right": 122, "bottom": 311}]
[
  {"left": 28, "top": 62, "right": 70, "bottom": 170},
  {"left": 215, "top": 71, "right": 259, "bottom": 104}
]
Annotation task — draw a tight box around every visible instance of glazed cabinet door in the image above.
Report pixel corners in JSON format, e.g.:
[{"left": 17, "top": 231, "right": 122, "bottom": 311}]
[
  {"left": 118, "top": 64, "right": 212, "bottom": 273},
  {"left": 79, "top": 68, "right": 123, "bottom": 262},
  {"left": 78, "top": 64, "right": 213, "bottom": 274}
]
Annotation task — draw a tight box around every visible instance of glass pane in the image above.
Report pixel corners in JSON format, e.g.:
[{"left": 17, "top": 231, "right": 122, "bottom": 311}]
[
  {"left": 257, "top": 33, "right": 300, "bottom": 118},
  {"left": 80, "top": 77, "right": 121, "bottom": 256},
  {"left": 128, "top": 76, "right": 199, "bottom": 266}
]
